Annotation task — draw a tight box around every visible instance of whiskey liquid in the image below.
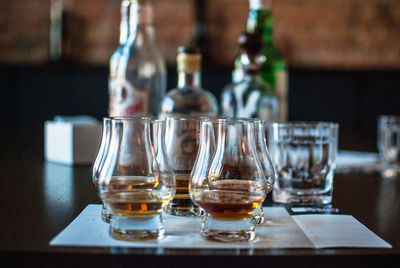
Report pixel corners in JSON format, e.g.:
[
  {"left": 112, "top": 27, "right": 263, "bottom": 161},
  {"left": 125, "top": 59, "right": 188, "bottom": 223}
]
[
  {"left": 165, "top": 172, "right": 200, "bottom": 216},
  {"left": 95, "top": 177, "right": 161, "bottom": 192},
  {"left": 209, "top": 179, "right": 264, "bottom": 192},
  {"left": 101, "top": 176, "right": 172, "bottom": 217},
  {"left": 103, "top": 190, "right": 168, "bottom": 217},
  {"left": 193, "top": 180, "right": 265, "bottom": 220},
  {"left": 174, "top": 173, "right": 190, "bottom": 199},
  {"left": 106, "top": 176, "right": 159, "bottom": 190}
]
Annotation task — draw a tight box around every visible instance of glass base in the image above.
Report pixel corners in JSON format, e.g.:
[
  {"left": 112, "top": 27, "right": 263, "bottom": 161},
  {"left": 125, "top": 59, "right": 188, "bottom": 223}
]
[
  {"left": 101, "top": 204, "right": 112, "bottom": 223},
  {"left": 201, "top": 216, "right": 255, "bottom": 242},
  {"left": 109, "top": 214, "right": 164, "bottom": 241},
  {"left": 273, "top": 189, "right": 332, "bottom": 206},
  {"left": 165, "top": 199, "right": 203, "bottom": 216}
]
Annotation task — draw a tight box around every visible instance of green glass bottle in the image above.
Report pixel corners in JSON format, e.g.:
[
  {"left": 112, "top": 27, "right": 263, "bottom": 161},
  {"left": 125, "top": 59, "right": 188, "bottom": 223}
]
[{"left": 233, "top": 0, "right": 288, "bottom": 121}]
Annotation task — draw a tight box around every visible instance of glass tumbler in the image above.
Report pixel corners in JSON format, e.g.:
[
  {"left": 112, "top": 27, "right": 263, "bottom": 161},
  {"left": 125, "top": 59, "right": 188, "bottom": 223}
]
[
  {"left": 91, "top": 117, "right": 113, "bottom": 223},
  {"left": 378, "top": 115, "right": 400, "bottom": 179},
  {"left": 190, "top": 118, "right": 268, "bottom": 242},
  {"left": 268, "top": 122, "right": 339, "bottom": 206},
  {"left": 98, "top": 117, "right": 175, "bottom": 241},
  {"left": 164, "top": 117, "right": 203, "bottom": 216}
]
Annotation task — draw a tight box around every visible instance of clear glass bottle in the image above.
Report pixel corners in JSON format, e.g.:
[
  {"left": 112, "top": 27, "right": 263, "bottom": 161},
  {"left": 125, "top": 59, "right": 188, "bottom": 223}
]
[
  {"left": 221, "top": 32, "right": 279, "bottom": 120},
  {"left": 232, "top": 0, "right": 288, "bottom": 121},
  {"left": 109, "top": 0, "right": 166, "bottom": 117},
  {"left": 109, "top": 0, "right": 131, "bottom": 90},
  {"left": 159, "top": 46, "right": 218, "bottom": 118}
]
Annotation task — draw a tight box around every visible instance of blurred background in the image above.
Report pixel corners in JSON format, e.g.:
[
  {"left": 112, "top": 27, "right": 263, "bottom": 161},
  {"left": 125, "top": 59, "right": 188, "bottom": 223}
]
[{"left": 0, "top": 0, "right": 399, "bottom": 151}]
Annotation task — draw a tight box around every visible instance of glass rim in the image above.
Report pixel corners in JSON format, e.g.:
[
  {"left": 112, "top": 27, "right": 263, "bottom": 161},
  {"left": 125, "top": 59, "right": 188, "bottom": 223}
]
[
  {"left": 378, "top": 115, "right": 400, "bottom": 123},
  {"left": 164, "top": 116, "right": 205, "bottom": 122},
  {"left": 103, "top": 116, "right": 152, "bottom": 122},
  {"left": 269, "top": 121, "right": 339, "bottom": 129},
  {"left": 200, "top": 117, "right": 260, "bottom": 123},
  {"left": 211, "top": 118, "right": 255, "bottom": 126}
]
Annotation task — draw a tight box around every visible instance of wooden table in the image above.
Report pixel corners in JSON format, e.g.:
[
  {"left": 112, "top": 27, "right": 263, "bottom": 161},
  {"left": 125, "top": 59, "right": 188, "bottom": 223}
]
[{"left": 1, "top": 127, "right": 400, "bottom": 267}]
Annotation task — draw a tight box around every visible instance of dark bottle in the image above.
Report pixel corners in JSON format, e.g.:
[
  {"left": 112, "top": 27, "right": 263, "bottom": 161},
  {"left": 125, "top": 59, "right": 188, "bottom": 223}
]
[
  {"left": 233, "top": 0, "right": 288, "bottom": 121},
  {"left": 221, "top": 33, "right": 279, "bottom": 120}
]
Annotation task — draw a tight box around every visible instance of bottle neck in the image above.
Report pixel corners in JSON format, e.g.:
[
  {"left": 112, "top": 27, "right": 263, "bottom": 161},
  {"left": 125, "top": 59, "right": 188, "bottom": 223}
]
[
  {"left": 178, "top": 71, "right": 201, "bottom": 88},
  {"left": 242, "top": 52, "right": 261, "bottom": 77},
  {"left": 119, "top": 0, "right": 131, "bottom": 45},
  {"left": 247, "top": 8, "right": 274, "bottom": 44},
  {"left": 249, "top": 0, "right": 271, "bottom": 10},
  {"left": 127, "top": 0, "right": 154, "bottom": 40}
]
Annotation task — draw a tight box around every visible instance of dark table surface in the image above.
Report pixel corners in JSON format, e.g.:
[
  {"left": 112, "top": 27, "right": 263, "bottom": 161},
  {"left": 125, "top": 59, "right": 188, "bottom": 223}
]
[{"left": 1, "top": 127, "right": 400, "bottom": 267}]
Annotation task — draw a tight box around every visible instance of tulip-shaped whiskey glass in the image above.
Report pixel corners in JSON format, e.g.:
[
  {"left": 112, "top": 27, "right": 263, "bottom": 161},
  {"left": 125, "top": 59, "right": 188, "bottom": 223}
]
[
  {"left": 92, "top": 117, "right": 113, "bottom": 223},
  {"left": 98, "top": 117, "right": 175, "bottom": 240},
  {"left": 151, "top": 118, "right": 176, "bottom": 207},
  {"left": 252, "top": 119, "right": 276, "bottom": 224},
  {"left": 190, "top": 118, "right": 268, "bottom": 241},
  {"left": 164, "top": 117, "right": 203, "bottom": 216}
]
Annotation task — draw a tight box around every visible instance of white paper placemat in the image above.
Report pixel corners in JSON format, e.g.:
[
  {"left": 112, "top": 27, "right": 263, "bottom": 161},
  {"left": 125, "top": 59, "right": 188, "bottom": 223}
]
[
  {"left": 50, "top": 205, "right": 391, "bottom": 249},
  {"left": 336, "top": 150, "right": 380, "bottom": 173},
  {"left": 292, "top": 214, "right": 391, "bottom": 248},
  {"left": 50, "top": 205, "right": 313, "bottom": 249}
]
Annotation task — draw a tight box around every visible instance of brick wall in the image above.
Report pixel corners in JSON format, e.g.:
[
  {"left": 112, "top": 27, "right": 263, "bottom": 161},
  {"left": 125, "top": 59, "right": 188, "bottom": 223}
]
[
  {"left": 0, "top": 0, "right": 399, "bottom": 69},
  {"left": 0, "top": 0, "right": 49, "bottom": 64},
  {"left": 273, "top": 0, "right": 400, "bottom": 69}
]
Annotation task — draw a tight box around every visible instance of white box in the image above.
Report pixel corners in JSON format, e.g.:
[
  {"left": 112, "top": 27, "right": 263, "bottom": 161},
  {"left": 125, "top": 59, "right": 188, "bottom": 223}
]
[{"left": 45, "top": 116, "right": 101, "bottom": 165}]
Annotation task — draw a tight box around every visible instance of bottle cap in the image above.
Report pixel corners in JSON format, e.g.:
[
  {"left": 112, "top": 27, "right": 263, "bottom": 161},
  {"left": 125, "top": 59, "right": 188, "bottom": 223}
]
[
  {"left": 249, "top": 0, "right": 271, "bottom": 10},
  {"left": 177, "top": 46, "right": 202, "bottom": 73}
]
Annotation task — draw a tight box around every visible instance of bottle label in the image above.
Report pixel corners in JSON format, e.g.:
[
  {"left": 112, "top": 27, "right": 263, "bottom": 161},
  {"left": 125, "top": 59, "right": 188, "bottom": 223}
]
[{"left": 109, "top": 77, "right": 150, "bottom": 116}]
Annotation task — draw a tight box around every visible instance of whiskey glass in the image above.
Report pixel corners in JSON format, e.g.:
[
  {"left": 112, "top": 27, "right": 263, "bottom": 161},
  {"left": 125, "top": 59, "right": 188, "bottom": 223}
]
[
  {"left": 252, "top": 119, "right": 276, "bottom": 224},
  {"left": 151, "top": 118, "right": 176, "bottom": 200},
  {"left": 190, "top": 118, "right": 268, "bottom": 242},
  {"left": 91, "top": 117, "right": 112, "bottom": 223},
  {"left": 98, "top": 117, "right": 175, "bottom": 240},
  {"left": 378, "top": 115, "right": 400, "bottom": 178},
  {"left": 164, "top": 117, "right": 204, "bottom": 216},
  {"left": 190, "top": 119, "right": 216, "bottom": 205},
  {"left": 268, "top": 122, "right": 339, "bottom": 206}
]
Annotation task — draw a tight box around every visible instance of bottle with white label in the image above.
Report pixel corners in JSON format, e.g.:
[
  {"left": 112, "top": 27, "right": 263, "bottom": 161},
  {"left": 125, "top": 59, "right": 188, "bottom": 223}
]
[
  {"left": 221, "top": 33, "right": 279, "bottom": 120},
  {"left": 159, "top": 46, "right": 218, "bottom": 118},
  {"left": 232, "top": 0, "right": 288, "bottom": 121},
  {"left": 109, "top": 0, "right": 166, "bottom": 116}
]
